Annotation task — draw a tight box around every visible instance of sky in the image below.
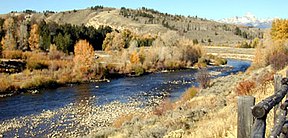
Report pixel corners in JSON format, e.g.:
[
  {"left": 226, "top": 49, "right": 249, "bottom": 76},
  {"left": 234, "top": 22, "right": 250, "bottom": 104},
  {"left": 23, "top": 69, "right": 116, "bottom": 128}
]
[{"left": 0, "top": 0, "right": 287, "bottom": 20}]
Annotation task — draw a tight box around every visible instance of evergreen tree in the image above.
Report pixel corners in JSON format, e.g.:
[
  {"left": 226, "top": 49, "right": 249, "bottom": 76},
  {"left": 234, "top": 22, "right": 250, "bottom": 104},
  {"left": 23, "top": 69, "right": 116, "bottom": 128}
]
[{"left": 54, "top": 33, "right": 72, "bottom": 53}]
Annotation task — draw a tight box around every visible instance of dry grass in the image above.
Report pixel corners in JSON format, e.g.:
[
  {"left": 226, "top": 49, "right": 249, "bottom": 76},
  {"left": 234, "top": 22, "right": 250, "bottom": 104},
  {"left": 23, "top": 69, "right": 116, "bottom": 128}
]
[
  {"left": 112, "top": 113, "right": 136, "bottom": 128},
  {"left": 179, "top": 87, "right": 198, "bottom": 104},
  {"left": 20, "top": 75, "right": 56, "bottom": 89},
  {"left": 186, "top": 95, "right": 218, "bottom": 110},
  {"left": 153, "top": 99, "right": 174, "bottom": 116},
  {"left": 0, "top": 76, "right": 12, "bottom": 93},
  {"left": 2, "top": 50, "right": 23, "bottom": 59},
  {"left": 184, "top": 82, "right": 274, "bottom": 138},
  {"left": 187, "top": 104, "right": 238, "bottom": 138},
  {"left": 181, "top": 85, "right": 238, "bottom": 138},
  {"left": 184, "top": 67, "right": 279, "bottom": 138}
]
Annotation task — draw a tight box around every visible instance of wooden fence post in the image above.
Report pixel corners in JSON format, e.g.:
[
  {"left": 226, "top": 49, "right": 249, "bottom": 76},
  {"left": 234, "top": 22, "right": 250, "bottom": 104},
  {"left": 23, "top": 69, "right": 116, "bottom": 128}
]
[
  {"left": 238, "top": 96, "right": 255, "bottom": 138},
  {"left": 274, "top": 74, "right": 282, "bottom": 124}
]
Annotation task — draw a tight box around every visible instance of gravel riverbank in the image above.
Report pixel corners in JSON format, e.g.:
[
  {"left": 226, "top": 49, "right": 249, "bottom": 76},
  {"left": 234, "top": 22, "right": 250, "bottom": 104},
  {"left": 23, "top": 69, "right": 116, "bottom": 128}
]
[
  {"left": 87, "top": 73, "right": 249, "bottom": 138},
  {"left": 0, "top": 94, "right": 166, "bottom": 137}
]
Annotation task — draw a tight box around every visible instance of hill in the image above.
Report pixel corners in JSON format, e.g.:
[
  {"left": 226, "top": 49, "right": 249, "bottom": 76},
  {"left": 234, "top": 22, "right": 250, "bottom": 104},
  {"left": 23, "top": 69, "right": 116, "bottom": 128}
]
[
  {"left": 86, "top": 7, "right": 263, "bottom": 46},
  {"left": 0, "top": 7, "right": 264, "bottom": 46}
]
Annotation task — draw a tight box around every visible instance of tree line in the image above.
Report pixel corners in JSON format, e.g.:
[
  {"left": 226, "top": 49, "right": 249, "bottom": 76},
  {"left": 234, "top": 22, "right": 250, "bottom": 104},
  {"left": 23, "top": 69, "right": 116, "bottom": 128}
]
[{"left": 0, "top": 16, "right": 113, "bottom": 55}]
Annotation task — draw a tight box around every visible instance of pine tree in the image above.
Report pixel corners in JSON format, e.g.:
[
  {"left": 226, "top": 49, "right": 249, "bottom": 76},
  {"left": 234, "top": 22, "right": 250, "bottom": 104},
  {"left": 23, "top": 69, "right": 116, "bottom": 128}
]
[{"left": 54, "top": 33, "right": 72, "bottom": 53}]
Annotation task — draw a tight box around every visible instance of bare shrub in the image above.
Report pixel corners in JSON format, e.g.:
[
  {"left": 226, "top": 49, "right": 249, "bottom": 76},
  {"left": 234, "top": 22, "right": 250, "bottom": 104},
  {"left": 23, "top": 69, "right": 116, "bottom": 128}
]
[
  {"left": 249, "top": 45, "right": 266, "bottom": 70},
  {"left": 236, "top": 80, "right": 256, "bottom": 95},
  {"left": 178, "top": 39, "right": 203, "bottom": 64},
  {"left": 255, "top": 70, "right": 275, "bottom": 94},
  {"left": 256, "top": 70, "right": 275, "bottom": 85},
  {"left": 195, "top": 69, "right": 210, "bottom": 88},
  {"left": 48, "top": 44, "right": 65, "bottom": 60},
  {"left": 267, "top": 51, "right": 288, "bottom": 70},
  {"left": 153, "top": 99, "right": 173, "bottom": 116}
]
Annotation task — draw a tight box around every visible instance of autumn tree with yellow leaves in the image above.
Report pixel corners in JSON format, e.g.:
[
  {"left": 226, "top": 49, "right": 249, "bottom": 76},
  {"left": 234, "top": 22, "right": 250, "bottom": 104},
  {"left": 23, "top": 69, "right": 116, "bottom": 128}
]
[
  {"left": 28, "top": 24, "right": 40, "bottom": 51},
  {"left": 130, "top": 51, "right": 140, "bottom": 64},
  {"left": 270, "top": 19, "right": 288, "bottom": 40},
  {"left": 73, "top": 40, "right": 95, "bottom": 77},
  {"left": 251, "top": 19, "right": 288, "bottom": 70},
  {"left": 1, "top": 17, "right": 17, "bottom": 50}
]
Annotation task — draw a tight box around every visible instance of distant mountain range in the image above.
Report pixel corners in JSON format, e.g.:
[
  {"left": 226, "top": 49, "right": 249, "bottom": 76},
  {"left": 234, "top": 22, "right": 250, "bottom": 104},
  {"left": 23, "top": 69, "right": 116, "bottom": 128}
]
[{"left": 219, "top": 13, "right": 275, "bottom": 28}]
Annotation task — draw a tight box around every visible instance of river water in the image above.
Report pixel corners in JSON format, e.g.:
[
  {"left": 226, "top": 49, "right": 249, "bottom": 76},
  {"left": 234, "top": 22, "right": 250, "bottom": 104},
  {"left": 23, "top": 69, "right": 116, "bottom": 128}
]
[{"left": 0, "top": 59, "right": 250, "bottom": 137}]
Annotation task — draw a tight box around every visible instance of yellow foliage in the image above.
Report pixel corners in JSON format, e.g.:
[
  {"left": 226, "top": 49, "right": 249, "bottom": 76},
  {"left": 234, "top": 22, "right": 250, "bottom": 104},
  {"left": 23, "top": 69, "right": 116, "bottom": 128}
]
[
  {"left": 73, "top": 39, "right": 95, "bottom": 74},
  {"left": 0, "top": 77, "right": 11, "bottom": 92},
  {"left": 102, "top": 31, "right": 125, "bottom": 51},
  {"left": 28, "top": 24, "right": 40, "bottom": 51},
  {"left": 129, "top": 51, "right": 140, "bottom": 64},
  {"left": 271, "top": 19, "right": 288, "bottom": 40},
  {"left": 2, "top": 50, "right": 23, "bottom": 59},
  {"left": 1, "top": 31, "right": 16, "bottom": 50}
]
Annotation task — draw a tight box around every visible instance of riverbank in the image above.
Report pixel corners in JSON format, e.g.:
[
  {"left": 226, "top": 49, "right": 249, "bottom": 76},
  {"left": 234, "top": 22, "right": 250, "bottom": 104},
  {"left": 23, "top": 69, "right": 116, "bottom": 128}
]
[
  {"left": 88, "top": 71, "right": 249, "bottom": 137},
  {"left": 0, "top": 59, "right": 251, "bottom": 137},
  {"left": 89, "top": 65, "right": 276, "bottom": 138},
  {"left": 0, "top": 53, "right": 228, "bottom": 98},
  {"left": 0, "top": 89, "right": 168, "bottom": 137}
]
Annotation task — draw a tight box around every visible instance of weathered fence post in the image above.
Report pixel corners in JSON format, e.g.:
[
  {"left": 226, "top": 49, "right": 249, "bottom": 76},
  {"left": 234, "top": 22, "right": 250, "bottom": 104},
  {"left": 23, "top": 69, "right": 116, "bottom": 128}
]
[
  {"left": 274, "top": 74, "right": 282, "bottom": 124},
  {"left": 286, "top": 71, "right": 288, "bottom": 99},
  {"left": 270, "top": 100, "right": 288, "bottom": 137},
  {"left": 238, "top": 96, "right": 255, "bottom": 138}
]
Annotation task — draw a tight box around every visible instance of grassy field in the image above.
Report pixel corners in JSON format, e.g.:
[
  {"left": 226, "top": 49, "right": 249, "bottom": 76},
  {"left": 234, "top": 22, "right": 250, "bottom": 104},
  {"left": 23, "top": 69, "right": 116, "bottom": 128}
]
[{"left": 204, "top": 46, "right": 255, "bottom": 61}]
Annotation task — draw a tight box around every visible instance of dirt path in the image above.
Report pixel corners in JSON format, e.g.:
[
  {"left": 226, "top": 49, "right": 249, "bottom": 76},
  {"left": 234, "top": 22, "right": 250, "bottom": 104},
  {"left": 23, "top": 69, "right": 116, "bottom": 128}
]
[{"left": 204, "top": 46, "right": 255, "bottom": 61}]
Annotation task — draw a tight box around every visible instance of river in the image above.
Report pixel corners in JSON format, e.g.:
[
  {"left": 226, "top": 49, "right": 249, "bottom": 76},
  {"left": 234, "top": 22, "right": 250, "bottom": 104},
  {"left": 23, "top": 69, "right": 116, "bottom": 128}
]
[{"left": 0, "top": 59, "right": 250, "bottom": 137}]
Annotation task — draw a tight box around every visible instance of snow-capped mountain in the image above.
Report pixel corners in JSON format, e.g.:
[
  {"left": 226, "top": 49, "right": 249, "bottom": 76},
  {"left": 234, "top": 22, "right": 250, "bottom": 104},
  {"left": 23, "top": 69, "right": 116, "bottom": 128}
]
[{"left": 219, "top": 13, "right": 275, "bottom": 28}]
